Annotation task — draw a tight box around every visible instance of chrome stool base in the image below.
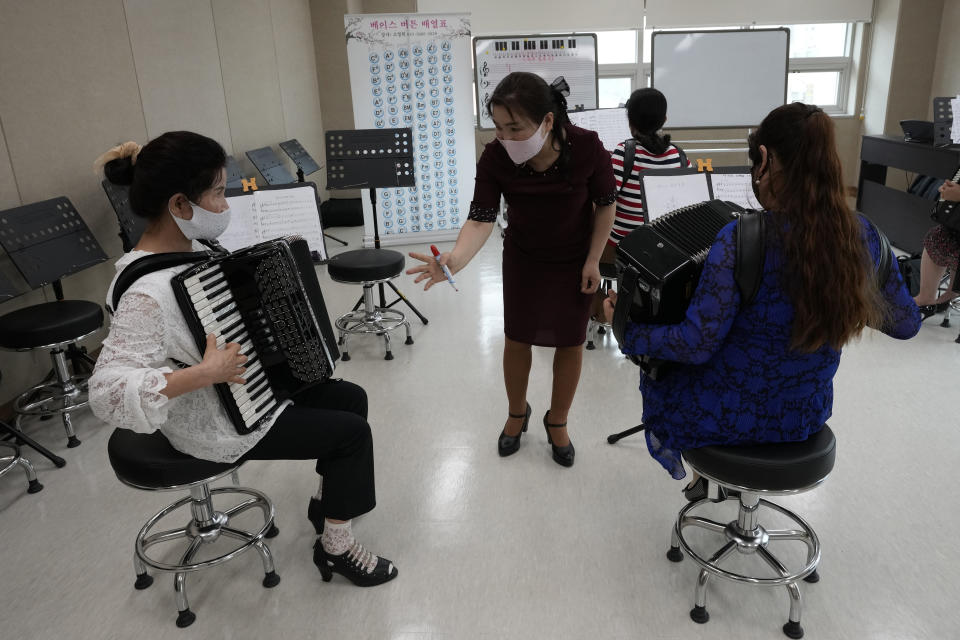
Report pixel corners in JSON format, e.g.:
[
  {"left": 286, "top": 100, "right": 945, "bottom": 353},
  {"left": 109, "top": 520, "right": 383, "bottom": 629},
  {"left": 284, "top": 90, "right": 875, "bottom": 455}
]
[
  {"left": 668, "top": 491, "right": 821, "bottom": 639},
  {"left": 0, "top": 442, "right": 43, "bottom": 494},
  {"left": 12, "top": 344, "right": 92, "bottom": 448},
  {"left": 335, "top": 279, "right": 413, "bottom": 361},
  {"left": 129, "top": 469, "right": 280, "bottom": 627}
]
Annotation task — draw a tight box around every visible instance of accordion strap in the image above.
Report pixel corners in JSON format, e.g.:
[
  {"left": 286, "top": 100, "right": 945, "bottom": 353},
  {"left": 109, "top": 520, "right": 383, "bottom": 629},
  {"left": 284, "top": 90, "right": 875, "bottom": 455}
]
[
  {"left": 109, "top": 251, "right": 211, "bottom": 314},
  {"left": 735, "top": 212, "right": 766, "bottom": 306}
]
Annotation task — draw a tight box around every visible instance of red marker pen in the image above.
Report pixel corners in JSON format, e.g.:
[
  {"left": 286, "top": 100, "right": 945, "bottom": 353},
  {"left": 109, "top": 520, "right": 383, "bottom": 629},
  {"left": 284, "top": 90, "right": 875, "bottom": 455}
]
[{"left": 430, "top": 245, "right": 458, "bottom": 291}]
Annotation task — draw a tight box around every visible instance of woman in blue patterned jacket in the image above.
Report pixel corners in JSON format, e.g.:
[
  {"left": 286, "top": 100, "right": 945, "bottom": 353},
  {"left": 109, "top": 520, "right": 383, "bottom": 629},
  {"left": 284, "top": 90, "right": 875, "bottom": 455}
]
[{"left": 603, "top": 103, "right": 920, "bottom": 498}]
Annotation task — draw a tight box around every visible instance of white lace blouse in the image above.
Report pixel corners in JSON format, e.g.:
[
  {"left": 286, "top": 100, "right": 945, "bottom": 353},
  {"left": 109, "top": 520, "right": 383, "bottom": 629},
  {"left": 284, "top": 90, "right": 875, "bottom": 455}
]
[{"left": 89, "top": 249, "right": 287, "bottom": 462}]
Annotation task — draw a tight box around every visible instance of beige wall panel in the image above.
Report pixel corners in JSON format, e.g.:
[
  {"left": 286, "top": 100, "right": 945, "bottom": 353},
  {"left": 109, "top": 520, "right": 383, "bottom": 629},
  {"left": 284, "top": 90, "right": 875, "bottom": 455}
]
[
  {"left": 213, "top": 0, "right": 286, "bottom": 177},
  {"left": 930, "top": 1, "right": 960, "bottom": 105},
  {"left": 271, "top": 0, "right": 326, "bottom": 192},
  {"left": 0, "top": 125, "right": 20, "bottom": 211},
  {"left": 883, "top": 0, "right": 943, "bottom": 135},
  {"left": 124, "top": 0, "right": 233, "bottom": 153},
  {"left": 0, "top": 0, "right": 146, "bottom": 404}
]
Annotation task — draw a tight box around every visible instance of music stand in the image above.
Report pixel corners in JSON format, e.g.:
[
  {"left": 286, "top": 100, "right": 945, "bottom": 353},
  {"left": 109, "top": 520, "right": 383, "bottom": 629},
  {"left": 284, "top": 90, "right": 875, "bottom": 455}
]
[
  {"left": 225, "top": 155, "right": 246, "bottom": 189},
  {"left": 245, "top": 146, "right": 296, "bottom": 185},
  {"left": 325, "top": 128, "right": 427, "bottom": 324},
  {"left": 101, "top": 179, "right": 147, "bottom": 252},
  {"left": 280, "top": 139, "right": 347, "bottom": 247}
]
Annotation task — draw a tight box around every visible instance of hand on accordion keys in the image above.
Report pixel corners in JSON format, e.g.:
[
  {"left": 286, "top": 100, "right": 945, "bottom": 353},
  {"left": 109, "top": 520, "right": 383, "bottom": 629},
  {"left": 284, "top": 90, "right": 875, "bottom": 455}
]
[{"left": 199, "top": 333, "right": 248, "bottom": 386}]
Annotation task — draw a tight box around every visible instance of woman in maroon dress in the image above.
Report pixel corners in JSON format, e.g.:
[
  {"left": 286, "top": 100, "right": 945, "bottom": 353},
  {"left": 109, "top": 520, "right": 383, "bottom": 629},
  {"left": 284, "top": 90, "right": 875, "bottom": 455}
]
[{"left": 408, "top": 73, "right": 616, "bottom": 467}]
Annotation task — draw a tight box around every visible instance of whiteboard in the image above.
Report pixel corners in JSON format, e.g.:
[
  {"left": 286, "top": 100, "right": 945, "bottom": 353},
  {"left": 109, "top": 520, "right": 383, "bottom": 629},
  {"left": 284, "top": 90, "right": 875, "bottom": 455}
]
[
  {"left": 567, "top": 108, "right": 630, "bottom": 152},
  {"left": 473, "top": 34, "right": 598, "bottom": 129},
  {"left": 652, "top": 29, "right": 788, "bottom": 129}
]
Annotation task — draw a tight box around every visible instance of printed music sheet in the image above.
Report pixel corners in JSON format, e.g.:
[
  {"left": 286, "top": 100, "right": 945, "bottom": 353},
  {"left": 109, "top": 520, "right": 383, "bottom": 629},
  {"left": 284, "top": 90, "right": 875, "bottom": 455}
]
[
  {"left": 642, "top": 173, "right": 711, "bottom": 221},
  {"left": 222, "top": 186, "right": 326, "bottom": 259},
  {"left": 709, "top": 173, "right": 762, "bottom": 210},
  {"left": 567, "top": 109, "right": 630, "bottom": 152}
]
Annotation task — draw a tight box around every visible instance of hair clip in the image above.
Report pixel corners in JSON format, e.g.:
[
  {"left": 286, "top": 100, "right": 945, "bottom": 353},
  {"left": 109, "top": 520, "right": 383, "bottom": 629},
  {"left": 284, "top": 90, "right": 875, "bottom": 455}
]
[{"left": 550, "top": 76, "right": 570, "bottom": 97}]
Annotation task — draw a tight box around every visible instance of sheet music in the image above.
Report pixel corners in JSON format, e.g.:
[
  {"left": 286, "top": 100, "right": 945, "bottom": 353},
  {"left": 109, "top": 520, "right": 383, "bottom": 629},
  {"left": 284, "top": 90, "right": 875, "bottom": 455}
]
[
  {"left": 567, "top": 109, "right": 630, "bottom": 152},
  {"left": 710, "top": 173, "right": 762, "bottom": 210},
  {"left": 218, "top": 194, "right": 260, "bottom": 252},
  {"left": 642, "top": 173, "right": 711, "bottom": 221},
  {"left": 952, "top": 95, "right": 960, "bottom": 144},
  {"left": 222, "top": 186, "right": 326, "bottom": 259}
]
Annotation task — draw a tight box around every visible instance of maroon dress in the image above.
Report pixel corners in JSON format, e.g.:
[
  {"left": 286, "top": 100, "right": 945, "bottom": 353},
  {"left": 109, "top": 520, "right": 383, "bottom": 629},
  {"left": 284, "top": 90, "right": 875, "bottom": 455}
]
[{"left": 468, "top": 124, "right": 616, "bottom": 347}]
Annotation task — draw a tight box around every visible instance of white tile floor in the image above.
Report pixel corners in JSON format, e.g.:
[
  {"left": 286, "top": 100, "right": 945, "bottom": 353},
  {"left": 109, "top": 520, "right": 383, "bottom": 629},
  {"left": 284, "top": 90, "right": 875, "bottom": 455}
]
[{"left": 2, "top": 224, "right": 958, "bottom": 640}]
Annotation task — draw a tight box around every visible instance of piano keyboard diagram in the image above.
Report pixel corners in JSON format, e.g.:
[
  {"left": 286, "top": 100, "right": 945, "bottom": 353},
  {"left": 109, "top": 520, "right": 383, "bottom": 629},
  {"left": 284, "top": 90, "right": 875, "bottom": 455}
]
[{"left": 473, "top": 33, "right": 598, "bottom": 129}]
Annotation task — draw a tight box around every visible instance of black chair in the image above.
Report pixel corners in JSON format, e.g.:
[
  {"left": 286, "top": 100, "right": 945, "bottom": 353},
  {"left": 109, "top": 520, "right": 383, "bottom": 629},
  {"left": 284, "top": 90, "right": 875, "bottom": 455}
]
[
  {"left": 0, "top": 198, "right": 107, "bottom": 451},
  {"left": 327, "top": 249, "right": 413, "bottom": 360},
  {"left": 108, "top": 429, "right": 280, "bottom": 628},
  {"left": 666, "top": 426, "right": 836, "bottom": 639}
]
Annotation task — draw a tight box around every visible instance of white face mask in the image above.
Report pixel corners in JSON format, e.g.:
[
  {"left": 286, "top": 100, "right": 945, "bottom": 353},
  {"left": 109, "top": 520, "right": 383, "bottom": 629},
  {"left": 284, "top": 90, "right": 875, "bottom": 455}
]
[
  {"left": 170, "top": 201, "right": 232, "bottom": 241},
  {"left": 499, "top": 120, "right": 549, "bottom": 165}
]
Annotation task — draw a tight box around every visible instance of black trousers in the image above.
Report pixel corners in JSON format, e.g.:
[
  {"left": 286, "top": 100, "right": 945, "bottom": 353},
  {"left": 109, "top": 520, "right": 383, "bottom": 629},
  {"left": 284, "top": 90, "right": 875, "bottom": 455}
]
[{"left": 239, "top": 379, "right": 375, "bottom": 523}]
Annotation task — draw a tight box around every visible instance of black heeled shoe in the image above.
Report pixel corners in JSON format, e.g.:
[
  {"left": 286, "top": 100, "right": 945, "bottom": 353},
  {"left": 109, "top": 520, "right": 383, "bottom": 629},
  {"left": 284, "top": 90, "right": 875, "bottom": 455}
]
[
  {"left": 313, "top": 538, "right": 398, "bottom": 587},
  {"left": 308, "top": 498, "right": 324, "bottom": 535},
  {"left": 919, "top": 302, "right": 950, "bottom": 320},
  {"left": 543, "top": 410, "right": 575, "bottom": 467},
  {"left": 498, "top": 402, "right": 531, "bottom": 457}
]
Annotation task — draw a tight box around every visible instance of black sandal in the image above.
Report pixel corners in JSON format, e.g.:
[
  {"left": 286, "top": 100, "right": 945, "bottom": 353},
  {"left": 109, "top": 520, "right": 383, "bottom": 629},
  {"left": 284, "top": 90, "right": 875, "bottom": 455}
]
[
  {"left": 543, "top": 410, "right": 575, "bottom": 467},
  {"left": 498, "top": 402, "right": 531, "bottom": 457},
  {"left": 313, "top": 539, "right": 398, "bottom": 587}
]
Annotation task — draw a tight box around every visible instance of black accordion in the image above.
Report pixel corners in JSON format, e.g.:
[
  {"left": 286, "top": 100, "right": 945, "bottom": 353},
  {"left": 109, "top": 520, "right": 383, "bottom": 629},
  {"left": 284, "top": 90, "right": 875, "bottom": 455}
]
[
  {"left": 611, "top": 200, "right": 750, "bottom": 378},
  {"left": 172, "top": 238, "right": 339, "bottom": 434},
  {"left": 931, "top": 165, "right": 960, "bottom": 232}
]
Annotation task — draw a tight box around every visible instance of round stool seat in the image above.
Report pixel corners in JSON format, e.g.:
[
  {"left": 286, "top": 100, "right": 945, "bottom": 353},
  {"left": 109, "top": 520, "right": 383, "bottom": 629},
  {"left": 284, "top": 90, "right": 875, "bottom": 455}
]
[
  {"left": 683, "top": 425, "right": 836, "bottom": 492},
  {"left": 327, "top": 249, "right": 405, "bottom": 283},
  {"left": 108, "top": 429, "right": 235, "bottom": 489},
  {"left": 0, "top": 300, "right": 103, "bottom": 349}
]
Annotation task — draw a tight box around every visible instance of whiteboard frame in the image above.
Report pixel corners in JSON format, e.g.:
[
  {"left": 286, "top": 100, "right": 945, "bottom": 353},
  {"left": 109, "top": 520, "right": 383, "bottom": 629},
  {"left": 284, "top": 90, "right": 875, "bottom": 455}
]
[
  {"left": 651, "top": 28, "right": 789, "bottom": 130},
  {"left": 472, "top": 32, "right": 599, "bottom": 130}
]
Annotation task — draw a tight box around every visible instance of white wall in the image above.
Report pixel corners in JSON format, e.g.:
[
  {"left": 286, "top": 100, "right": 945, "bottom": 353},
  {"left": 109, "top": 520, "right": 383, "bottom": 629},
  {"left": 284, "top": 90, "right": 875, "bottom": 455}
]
[{"left": 0, "top": 0, "right": 325, "bottom": 406}]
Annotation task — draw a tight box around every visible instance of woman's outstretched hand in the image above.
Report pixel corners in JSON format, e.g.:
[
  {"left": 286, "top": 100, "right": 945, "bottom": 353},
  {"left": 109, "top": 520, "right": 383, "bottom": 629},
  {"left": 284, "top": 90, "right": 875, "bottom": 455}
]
[
  {"left": 407, "top": 250, "right": 455, "bottom": 291},
  {"left": 603, "top": 290, "right": 618, "bottom": 325}
]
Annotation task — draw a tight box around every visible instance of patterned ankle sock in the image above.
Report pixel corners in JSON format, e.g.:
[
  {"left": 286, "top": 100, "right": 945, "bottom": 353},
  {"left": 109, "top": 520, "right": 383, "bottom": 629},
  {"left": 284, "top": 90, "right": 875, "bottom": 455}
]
[{"left": 321, "top": 520, "right": 354, "bottom": 556}]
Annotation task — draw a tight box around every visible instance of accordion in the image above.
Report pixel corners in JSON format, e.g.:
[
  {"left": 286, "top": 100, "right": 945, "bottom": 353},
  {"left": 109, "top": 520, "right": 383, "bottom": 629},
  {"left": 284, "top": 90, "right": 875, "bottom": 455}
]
[
  {"left": 931, "top": 165, "right": 960, "bottom": 232},
  {"left": 611, "top": 200, "right": 750, "bottom": 378},
  {"left": 172, "top": 237, "right": 339, "bottom": 434}
]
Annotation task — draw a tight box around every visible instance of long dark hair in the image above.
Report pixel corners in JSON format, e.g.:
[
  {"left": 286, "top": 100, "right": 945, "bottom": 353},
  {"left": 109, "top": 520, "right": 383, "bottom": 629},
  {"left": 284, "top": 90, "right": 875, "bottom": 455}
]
[
  {"left": 486, "top": 72, "right": 570, "bottom": 172},
  {"left": 748, "top": 103, "right": 886, "bottom": 352},
  {"left": 626, "top": 88, "right": 672, "bottom": 155},
  {"left": 102, "top": 131, "right": 226, "bottom": 220}
]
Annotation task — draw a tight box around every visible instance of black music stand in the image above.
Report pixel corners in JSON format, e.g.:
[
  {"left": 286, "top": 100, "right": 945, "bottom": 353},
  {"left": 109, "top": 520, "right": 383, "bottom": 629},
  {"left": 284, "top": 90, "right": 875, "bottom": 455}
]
[
  {"left": 246, "top": 146, "right": 296, "bottom": 185},
  {"left": 280, "top": 139, "right": 348, "bottom": 247},
  {"left": 102, "top": 179, "right": 147, "bottom": 252},
  {"left": 225, "top": 155, "right": 246, "bottom": 189},
  {"left": 325, "top": 128, "right": 427, "bottom": 324}
]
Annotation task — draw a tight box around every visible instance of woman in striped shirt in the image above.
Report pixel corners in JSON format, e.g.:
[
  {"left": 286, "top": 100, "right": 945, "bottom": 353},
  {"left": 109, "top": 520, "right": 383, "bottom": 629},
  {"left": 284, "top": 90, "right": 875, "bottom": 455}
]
[{"left": 604, "top": 88, "right": 689, "bottom": 259}]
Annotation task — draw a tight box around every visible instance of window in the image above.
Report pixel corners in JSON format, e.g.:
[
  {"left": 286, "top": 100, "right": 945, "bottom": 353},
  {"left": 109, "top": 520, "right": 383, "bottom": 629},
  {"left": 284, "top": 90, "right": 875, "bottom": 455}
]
[
  {"left": 598, "top": 77, "right": 632, "bottom": 108},
  {"left": 596, "top": 30, "right": 643, "bottom": 107}
]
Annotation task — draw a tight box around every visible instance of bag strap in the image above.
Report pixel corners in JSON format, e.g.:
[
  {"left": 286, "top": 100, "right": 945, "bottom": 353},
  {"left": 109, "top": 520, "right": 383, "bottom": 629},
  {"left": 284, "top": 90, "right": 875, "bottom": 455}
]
[
  {"left": 867, "top": 218, "right": 892, "bottom": 287},
  {"left": 676, "top": 146, "right": 688, "bottom": 168},
  {"left": 109, "top": 251, "right": 210, "bottom": 314},
  {"left": 735, "top": 212, "right": 766, "bottom": 306},
  {"left": 617, "top": 138, "right": 637, "bottom": 198}
]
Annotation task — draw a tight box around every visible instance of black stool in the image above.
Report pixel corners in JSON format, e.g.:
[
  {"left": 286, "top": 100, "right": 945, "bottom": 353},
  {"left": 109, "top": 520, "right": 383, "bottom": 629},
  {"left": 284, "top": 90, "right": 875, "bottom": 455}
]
[
  {"left": 108, "top": 429, "right": 280, "bottom": 628},
  {"left": 0, "top": 441, "right": 43, "bottom": 494},
  {"left": 667, "top": 426, "right": 836, "bottom": 639},
  {"left": 0, "top": 299, "right": 103, "bottom": 448},
  {"left": 327, "top": 249, "right": 413, "bottom": 360}
]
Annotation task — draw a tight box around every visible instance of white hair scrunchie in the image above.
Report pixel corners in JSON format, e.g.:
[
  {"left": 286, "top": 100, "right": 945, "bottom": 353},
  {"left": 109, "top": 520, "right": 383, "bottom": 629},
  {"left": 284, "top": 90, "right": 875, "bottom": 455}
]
[{"left": 93, "top": 140, "right": 142, "bottom": 175}]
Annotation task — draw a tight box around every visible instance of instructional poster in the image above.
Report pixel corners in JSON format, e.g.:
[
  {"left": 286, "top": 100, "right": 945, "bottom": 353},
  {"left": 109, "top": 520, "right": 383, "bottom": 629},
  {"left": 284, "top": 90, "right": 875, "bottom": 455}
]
[
  {"left": 345, "top": 13, "right": 475, "bottom": 247},
  {"left": 473, "top": 34, "right": 598, "bottom": 130}
]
